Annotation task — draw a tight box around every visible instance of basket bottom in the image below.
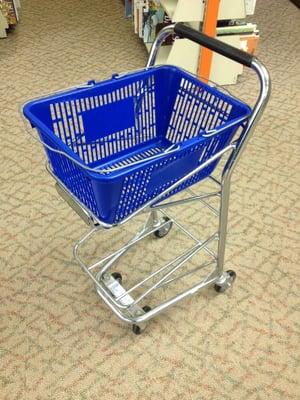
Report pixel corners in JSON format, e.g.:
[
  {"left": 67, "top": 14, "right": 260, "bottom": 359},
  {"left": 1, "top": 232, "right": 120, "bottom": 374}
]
[{"left": 91, "top": 139, "right": 171, "bottom": 173}]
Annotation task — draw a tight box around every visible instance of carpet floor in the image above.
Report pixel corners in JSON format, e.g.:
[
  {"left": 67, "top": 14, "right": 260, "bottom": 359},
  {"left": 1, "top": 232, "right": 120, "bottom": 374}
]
[{"left": 0, "top": 0, "right": 299, "bottom": 399}]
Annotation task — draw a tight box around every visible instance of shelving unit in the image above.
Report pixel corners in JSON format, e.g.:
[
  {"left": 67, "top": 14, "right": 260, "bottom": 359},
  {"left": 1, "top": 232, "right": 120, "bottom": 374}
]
[
  {"left": 159, "top": 0, "right": 248, "bottom": 22},
  {"left": 147, "top": 21, "right": 201, "bottom": 74},
  {"left": 152, "top": 1, "right": 257, "bottom": 79},
  {"left": 0, "top": 0, "right": 21, "bottom": 38},
  {"left": 164, "top": 38, "right": 201, "bottom": 72},
  {"left": 160, "top": 0, "right": 205, "bottom": 22},
  {"left": 207, "top": 0, "right": 258, "bottom": 84},
  {"left": 127, "top": 1, "right": 258, "bottom": 84},
  {"left": 210, "top": 35, "right": 243, "bottom": 85},
  {"left": 218, "top": 0, "right": 246, "bottom": 20},
  {"left": 0, "top": 9, "right": 8, "bottom": 37}
]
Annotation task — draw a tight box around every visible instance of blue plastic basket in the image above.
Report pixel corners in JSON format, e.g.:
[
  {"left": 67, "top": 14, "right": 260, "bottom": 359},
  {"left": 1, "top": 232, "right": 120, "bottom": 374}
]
[{"left": 23, "top": 66, "right": 251, "bottom": 224}]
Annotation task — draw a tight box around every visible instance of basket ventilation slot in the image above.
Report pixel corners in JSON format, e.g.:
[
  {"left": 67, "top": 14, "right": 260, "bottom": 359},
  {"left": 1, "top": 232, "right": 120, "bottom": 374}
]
[
  {"left": 166, "top": 78, "right": 233, "bottom": 143},
  {"left": 49, "top": 76, "right": 157, "bottom": 165}
]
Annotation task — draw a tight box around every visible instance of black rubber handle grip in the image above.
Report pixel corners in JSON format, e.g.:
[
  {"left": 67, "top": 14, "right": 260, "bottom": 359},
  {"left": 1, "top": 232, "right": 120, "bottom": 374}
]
[{"left": 174, "top": 23, "right": 254, "bottom": 68}]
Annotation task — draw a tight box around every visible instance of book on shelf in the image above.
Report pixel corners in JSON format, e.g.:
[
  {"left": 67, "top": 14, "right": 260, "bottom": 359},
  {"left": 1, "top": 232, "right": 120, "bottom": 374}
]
[
  {"left": 142, "top": 0, "right": 164, "bottom": 43},
  {"left": 12, "top": 0, "right": 18, "bottom": 21},
  {"left": 125, "top": 0, "right": 133, "bottom": 17},
  {"left": 139, "top": 0, "right": 147, "bottom": 38},
  {"left": 245, "top": 0, "right": 257, "bottom": 15},
  {"left": 239, "top": 33, "right": 259, "bottom": 55},
  {"left": 216, "top": 22, "right": 257, "bottom": 36},
  {"left": 132, "top": 1, "right": 182, "bottom": 47},
  {"left": 133, "top": 0, "right": 146, "bottom": 36},
  {"left": 133, "top": 0, "right": 139, "bottom": 34},
  {"left": 0, "top": 9, "right": 8, "bottom": 37},
  {"left": 0, "top": 0, "right": 18, "bottom": 25}
]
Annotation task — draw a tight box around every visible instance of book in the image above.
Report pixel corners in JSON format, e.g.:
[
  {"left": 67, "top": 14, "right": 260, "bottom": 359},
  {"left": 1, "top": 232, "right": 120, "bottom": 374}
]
[
  {"left": 12, "top": 0, "right": 18, "bottom": 21},
  {"left": 138, "top": 0, "right": 145, "bottom": 38},
  {"left": 239, "top": 33, "right": 259, "bottom": 55},
  {"left": 0, "top": 0, "right": 17, "bottom": 25},
  {"left": 142, "top": 0, "right": 165, "bottom": 44},
  {"left": 216, "top": 23, "right": 257, "bottom": 36},
  {"left": 245, "top": 0, "right": 257, "bottom": 15},
  {"left": 0, "top": 8, "right": 8, "bottom": 37},
  {"left": 125, "top": 0, "right": 132, "bottom": 17},
  {"left": 133, "top": 0, "right": 139, "bottom": 34}
]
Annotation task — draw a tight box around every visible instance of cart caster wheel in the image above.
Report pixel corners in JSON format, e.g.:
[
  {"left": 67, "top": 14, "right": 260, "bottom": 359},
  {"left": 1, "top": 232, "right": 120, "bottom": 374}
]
[
  {"left": 111, "top": 272, "right": 122, "bottom": 284},
  {"left": 214, "top": 284, "right": 226, "bottom": 293},
  {"left": 132, "top": 324, "right": 142, "bottom": 335},
  {"left": 132, "top": 306, "right": 151, "bottom": 335},
  {"left": 226, "top": 269, "right": 236, "bottom": 282},
  {"left": 214, "top": 270, "right": 236, "bottom": 293},
  {"left": 154, "top": 217, "right": 173, "bottom": 238}
]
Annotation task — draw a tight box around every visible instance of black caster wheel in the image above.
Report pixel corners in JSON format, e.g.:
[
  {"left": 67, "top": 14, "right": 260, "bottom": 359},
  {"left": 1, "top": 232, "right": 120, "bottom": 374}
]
[
  {"left": 214, "top": 284, "right": 226, "bottom": 293},
  {"left": 154, "top": 217, "right": 173, "bottom": 238},
  {"left": 227, "top": 270, "right": 236, "bottom": 281},
  {"left": 132, "top": 306, "right": 151, "bottom": 335},
  {"left": 214, "top": 270, "right": 236, "bottom": 293},
  {"left": 132, "top": 324, "right": 142, "bottom": 335},
  {"left": 111, "top": 272, "right": 122, "bottom": 284}
]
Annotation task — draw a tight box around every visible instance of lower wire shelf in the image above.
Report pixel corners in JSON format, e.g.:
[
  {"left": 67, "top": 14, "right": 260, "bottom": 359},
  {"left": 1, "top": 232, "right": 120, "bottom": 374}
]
[{"left": 68, "top": 181, "right": 236, "bottom": 334}]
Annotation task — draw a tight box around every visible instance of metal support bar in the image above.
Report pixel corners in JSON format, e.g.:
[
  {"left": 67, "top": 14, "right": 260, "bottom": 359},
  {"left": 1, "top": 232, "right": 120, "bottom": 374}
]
[
  {"left": 150, "top": 191, "right": 220, "bottom": 210},
  {"left": 156, "top": 260, "right": 215, "bottom": 289},
  {"left": 115, "top": 241, "right": 206, "bottom": 303},
  {"left": 95, "top": 270, "right": 219, "bottom": 325},
  {"left": 186, "top": 188, "right": 220, "bottom": 216},
  {"left": 87, "top": 216, "right": 172, "bottom": 272},
  {"left": 216, "top": 179, "right": 231, "bottom": 275},
  {"left": 160, "top": 209, "right": 218, "bottom": 260}
]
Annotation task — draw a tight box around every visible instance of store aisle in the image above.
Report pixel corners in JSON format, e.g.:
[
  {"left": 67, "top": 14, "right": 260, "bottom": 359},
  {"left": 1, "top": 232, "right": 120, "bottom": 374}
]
[{"left": 0, "top": 1, "right": 299, "bottom": 399}]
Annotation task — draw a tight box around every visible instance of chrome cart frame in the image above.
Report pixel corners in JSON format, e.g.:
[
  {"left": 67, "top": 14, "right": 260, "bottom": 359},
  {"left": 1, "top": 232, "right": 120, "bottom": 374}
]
[{"left": 42, "top": 24, "right": 270, "bottom": 334}]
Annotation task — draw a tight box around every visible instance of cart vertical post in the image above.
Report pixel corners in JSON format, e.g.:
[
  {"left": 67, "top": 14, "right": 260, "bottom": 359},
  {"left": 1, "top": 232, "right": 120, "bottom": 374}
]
[{"left": 217, "top": 175, "right": 231, "bottom": 277}]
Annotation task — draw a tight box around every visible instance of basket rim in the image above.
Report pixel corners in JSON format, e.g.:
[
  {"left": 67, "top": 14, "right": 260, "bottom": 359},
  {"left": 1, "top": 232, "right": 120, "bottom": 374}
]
[{"left": 23, "top": 65, "right": 252, "bottom": 180}]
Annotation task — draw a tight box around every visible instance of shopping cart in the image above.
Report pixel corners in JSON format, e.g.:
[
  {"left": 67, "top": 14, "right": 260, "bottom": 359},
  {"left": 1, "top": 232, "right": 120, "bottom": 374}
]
[{"left": 23, "top": 24, "right": 270, "bottom": 334}]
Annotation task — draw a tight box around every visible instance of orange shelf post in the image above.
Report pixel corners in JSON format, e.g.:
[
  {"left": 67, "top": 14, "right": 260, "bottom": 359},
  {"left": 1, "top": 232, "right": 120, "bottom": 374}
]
[{"left": 198, "top": 0, "right": 221, "bottom": 83}]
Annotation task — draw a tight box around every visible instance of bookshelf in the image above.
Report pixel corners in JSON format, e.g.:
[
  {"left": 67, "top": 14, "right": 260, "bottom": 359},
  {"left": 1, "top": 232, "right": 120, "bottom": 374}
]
[
  {"left": 125, "top": 1, "right": 258, "bottom": 84},
  {"left": 0, "top": 0, "right": 21, "bottom": 38},
  {"left": 0, "top": 6, "right": 8, "bottom": 38},
  {"left": 159, "top": 0, "right": 248, "bottom": 22},
  {"left": 203, "top": 0, "right": 258, "bottom": 85},
  {"left": 0, "top": 8, "right": 8, "bottom": 37},
  {"left": 160, "top": 0, "right": 205, "bottom": 22}
]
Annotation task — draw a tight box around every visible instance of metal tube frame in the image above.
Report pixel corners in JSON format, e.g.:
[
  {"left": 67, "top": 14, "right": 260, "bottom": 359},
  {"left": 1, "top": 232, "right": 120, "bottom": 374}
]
[{"left": 48, "top": 25, "right": 270, "bottom": 328}]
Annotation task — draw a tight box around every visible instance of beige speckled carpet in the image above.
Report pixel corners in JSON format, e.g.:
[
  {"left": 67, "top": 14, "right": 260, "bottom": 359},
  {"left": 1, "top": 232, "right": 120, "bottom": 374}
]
[{"left": 1, "top": 0, "right": 299, "bottom": 399}]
